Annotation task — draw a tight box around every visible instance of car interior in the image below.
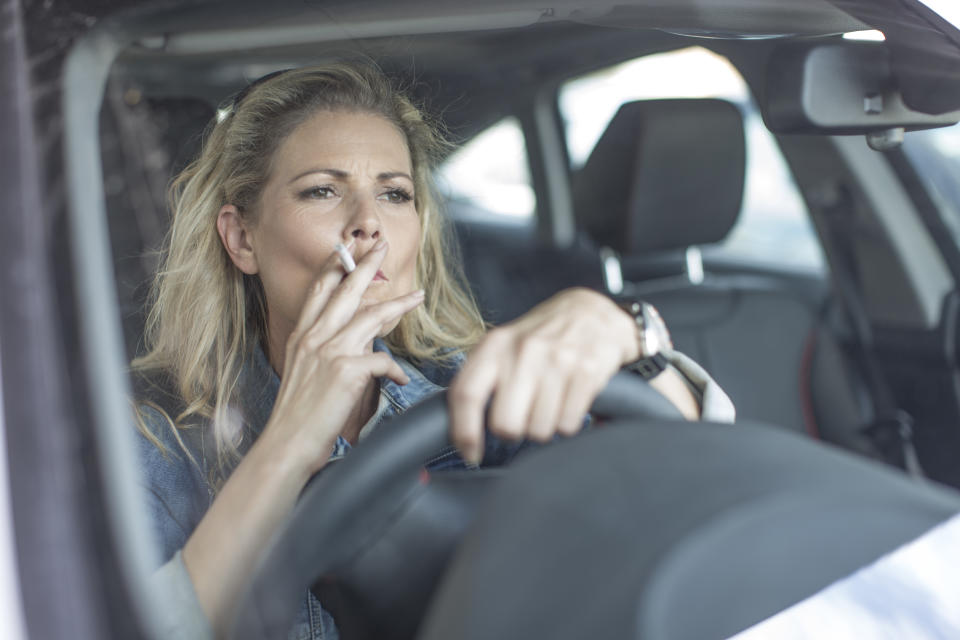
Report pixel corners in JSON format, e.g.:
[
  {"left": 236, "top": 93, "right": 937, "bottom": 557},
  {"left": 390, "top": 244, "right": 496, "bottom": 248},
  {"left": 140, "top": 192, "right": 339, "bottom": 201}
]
[
  {"left": 21, "top": 0, "right": 960, "bottom": 637},
  {"left": 100, "top": 4, "right": 959, "bottom": 475}
]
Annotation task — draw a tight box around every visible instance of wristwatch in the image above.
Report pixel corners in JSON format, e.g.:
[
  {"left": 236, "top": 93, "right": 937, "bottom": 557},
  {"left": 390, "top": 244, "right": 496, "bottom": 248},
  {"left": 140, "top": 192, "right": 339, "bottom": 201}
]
[{"left": 616, "top": 300, "right": 672, "bottom": 380}]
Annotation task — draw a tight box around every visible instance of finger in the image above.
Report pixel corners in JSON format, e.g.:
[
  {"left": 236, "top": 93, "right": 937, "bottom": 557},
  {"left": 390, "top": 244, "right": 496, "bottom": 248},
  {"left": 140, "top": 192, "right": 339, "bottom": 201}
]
[
  {"left": 525, "top": 375, "right": 564, "bottom": 442},
  {"left": 330, "top": 289, "right": 425, "bottom": 348},
  {"left": 312, "top": 240, "right": 389, "bottom": 337},
  {"left": 290, "top": 241, "right": 356, "bottom": 344},
  {"left": 359, "top": 351, "right": 411, "bottom": 386},
  {"left": 487, "top": 334, "right": 544, "bottom": 442},
  {"left": 556, "top": 370, "right": 603, "bottom": 436},
  {"left": 448, "top": 336, "right": 504, "bottom": 466},
  {"left": 334, "top": 239, "right": 389, "bottom": 301}
]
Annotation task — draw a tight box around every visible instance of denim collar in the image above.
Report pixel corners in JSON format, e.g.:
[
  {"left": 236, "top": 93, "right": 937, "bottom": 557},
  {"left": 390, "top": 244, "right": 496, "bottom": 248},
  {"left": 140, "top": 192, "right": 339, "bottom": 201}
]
[{"left": 239, "top": 339, "right": 459, "bottom": 446}]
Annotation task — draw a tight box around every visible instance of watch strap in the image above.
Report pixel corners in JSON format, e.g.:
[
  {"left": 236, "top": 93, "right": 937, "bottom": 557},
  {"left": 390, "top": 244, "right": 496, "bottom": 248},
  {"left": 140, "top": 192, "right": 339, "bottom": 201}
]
[
  {"left": 626, "top": 352, "right": 669, "bottom": 380},
  {"left": 614, "top": 299, "right": 670, "bottom": 358}
]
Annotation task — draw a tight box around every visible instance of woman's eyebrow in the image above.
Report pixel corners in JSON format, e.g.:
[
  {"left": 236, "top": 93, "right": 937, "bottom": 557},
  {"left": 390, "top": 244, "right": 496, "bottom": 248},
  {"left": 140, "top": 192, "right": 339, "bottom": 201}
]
[
  {"left": 378, "top": 171, "right": 414, "bottom": 183},
  {"left": 288, "top": 168, "right": 348, "bottom": 184},
  {"left": 287, "top": 168, "right": 413, "bottom": 185}
]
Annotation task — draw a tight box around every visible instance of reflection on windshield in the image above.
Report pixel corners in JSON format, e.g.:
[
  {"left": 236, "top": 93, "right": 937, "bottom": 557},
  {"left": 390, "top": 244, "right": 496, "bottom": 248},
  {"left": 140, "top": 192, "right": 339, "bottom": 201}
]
[{"left": 730, "top": 512, "right": 960, "bottom": 639}]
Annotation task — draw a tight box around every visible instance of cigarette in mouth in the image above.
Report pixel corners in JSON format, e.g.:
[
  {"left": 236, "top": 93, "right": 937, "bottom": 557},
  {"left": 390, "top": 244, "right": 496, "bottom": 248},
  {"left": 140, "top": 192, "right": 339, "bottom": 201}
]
[{"left": 334, "top": 243, "right": 356, "bottom": 273}]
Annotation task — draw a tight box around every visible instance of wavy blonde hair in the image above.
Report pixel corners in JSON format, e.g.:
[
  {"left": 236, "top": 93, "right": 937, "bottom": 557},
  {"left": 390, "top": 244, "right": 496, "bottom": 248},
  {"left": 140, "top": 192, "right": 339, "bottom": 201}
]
[{"left": 133, "top": 62, "right": 485, "bottom": 484}]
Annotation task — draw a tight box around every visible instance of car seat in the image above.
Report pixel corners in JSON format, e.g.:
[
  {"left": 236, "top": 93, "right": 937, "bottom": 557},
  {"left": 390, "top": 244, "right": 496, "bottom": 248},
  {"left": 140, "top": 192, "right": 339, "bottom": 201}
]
[
  {"left": 572, "top": 98, "right": 878, "bottom": 456},
  {"left": 453, "top": 214, "right": 605, "bottom": 325}
]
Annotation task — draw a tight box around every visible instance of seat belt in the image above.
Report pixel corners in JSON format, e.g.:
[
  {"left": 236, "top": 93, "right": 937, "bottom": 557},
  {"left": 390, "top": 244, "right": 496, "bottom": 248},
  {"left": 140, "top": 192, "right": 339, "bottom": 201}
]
[{"left": 817, "top": 183, "right": 923, "bottom": 477}]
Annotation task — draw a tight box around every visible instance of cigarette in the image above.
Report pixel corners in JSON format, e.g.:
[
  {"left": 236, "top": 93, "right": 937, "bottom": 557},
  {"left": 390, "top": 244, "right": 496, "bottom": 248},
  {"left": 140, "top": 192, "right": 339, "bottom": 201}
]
[{"left": 334, "top": 243, "right": 356, "bottom": 273}]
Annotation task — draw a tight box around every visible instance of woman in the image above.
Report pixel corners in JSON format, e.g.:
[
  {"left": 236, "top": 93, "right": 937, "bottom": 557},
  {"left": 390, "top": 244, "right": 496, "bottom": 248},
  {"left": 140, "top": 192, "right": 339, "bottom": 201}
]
[{"left": 133, "top": 62, "right": 732, "bottom": 639}]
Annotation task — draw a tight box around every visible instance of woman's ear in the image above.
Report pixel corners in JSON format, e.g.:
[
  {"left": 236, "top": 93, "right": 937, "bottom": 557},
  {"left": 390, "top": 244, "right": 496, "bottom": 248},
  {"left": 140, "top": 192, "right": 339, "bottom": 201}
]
[{"left": 217, "top": 204, "right": 259, "bottom": 275}]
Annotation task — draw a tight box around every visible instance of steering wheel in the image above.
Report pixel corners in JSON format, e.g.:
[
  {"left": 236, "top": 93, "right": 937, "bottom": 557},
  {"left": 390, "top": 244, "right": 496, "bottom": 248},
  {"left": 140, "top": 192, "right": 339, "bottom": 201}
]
[{"left": 228, "top": 371, "right": 682, "bottom": 639}]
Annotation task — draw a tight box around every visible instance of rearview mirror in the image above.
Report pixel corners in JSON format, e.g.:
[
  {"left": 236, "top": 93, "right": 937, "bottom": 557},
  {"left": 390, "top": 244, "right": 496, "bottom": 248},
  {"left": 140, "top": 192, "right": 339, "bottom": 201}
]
[{"left": 763, "top": 41, "right": 960, "bottom": 136}]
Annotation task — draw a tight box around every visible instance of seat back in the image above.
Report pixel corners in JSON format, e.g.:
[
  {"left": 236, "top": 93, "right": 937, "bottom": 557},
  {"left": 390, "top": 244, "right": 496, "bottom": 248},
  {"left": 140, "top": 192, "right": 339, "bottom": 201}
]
[
  {"left": 573, "top": 98, "right": 744, "bottom": 259},
  {"left": 573, "top": 98, "right": 873, "bottom": 451},
  {"left": 453, "top": 217, "right": 604, "bottom": 324}
]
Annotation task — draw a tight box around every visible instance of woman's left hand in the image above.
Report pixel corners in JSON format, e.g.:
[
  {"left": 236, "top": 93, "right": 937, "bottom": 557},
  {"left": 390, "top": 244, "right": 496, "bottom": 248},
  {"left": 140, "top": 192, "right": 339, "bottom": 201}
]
[{"left": 448, "top": 288, "right": 650, "bottom": 465}]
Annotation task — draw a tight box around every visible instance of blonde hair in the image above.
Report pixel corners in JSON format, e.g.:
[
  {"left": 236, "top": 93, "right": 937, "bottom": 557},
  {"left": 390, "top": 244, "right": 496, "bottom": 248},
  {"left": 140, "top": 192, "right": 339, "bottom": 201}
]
[{"left": 133, "top": 62, "right": 485, "bottom": 485}]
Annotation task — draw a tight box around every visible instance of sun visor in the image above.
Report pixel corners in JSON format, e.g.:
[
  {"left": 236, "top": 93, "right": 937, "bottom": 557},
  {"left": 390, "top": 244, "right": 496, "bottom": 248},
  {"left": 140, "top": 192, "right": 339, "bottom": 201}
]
[{"left": 827, "top": 0, "right": 960, "bottom": 115}]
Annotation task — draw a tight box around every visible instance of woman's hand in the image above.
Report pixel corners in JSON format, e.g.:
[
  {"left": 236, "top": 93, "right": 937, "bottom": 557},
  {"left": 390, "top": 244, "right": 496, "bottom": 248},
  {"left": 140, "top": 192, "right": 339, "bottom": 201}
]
[
  {"left": 448, "top": 288, "right": 647, "bottom": 465},
  {"left": 183, "top": 240, "right": 422, "bottom": 631},
  {"left": 257, "top": 239, "right": 424, "bottom": 479}
]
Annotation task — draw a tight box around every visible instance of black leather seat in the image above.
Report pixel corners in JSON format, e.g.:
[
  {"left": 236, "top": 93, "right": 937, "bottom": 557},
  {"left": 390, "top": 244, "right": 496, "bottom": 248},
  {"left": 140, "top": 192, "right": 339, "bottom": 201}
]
[{"left": 573, "top": 98, "right": 876, "bottom": 455}]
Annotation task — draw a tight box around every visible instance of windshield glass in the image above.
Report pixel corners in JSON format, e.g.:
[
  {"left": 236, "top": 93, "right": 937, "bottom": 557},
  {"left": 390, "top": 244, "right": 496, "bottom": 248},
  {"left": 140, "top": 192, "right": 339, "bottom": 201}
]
[{"left": 74, "top": 4, "right": 960, "bottom": 639}]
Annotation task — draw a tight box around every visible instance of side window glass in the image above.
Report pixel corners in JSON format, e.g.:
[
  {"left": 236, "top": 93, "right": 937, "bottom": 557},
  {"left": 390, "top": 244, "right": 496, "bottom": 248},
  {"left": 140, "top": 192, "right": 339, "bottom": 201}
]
[
  {"left": 559, "top": 47, "right": 824, "bottom": 272},
  {"left": 437, "top": 117, "right": 535, "bottom": 226},
  {"left": 902, "top": 123, "right": 960, "bottom": 250}
]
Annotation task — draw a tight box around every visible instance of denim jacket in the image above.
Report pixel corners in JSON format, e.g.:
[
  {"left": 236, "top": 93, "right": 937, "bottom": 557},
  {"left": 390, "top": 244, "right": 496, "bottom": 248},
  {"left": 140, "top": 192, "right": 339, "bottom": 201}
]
[{"left": 136, "top": 340, "right": 526, "bottom": 640}]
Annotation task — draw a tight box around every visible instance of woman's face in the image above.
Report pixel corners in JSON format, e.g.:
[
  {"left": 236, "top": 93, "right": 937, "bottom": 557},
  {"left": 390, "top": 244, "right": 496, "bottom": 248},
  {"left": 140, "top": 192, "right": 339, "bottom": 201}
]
[{"left": 240, "top": 110, "right": 421, "bottom": 344}]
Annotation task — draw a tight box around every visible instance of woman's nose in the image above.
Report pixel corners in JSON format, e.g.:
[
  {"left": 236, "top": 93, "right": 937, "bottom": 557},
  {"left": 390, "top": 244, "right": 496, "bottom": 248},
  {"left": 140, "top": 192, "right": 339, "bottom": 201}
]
[{"left": 345, "top": 196, "right": 382, "bottom": 243}]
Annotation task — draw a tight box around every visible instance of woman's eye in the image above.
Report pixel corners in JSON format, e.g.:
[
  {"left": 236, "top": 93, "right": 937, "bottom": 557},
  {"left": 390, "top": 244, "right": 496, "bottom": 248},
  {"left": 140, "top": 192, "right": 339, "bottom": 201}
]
[
  {"left": 300, "top": 186, "right": 336, "bottom": 200},
  {"left": 380, "top": 188, "right": 413, "bottom": 204}
]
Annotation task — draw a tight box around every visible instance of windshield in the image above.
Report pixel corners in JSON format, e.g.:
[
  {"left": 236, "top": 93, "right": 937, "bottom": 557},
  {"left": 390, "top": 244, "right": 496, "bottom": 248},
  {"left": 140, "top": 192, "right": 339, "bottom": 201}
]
[{"left": 43, "top": 2, "right": 960, "bottom": 639}]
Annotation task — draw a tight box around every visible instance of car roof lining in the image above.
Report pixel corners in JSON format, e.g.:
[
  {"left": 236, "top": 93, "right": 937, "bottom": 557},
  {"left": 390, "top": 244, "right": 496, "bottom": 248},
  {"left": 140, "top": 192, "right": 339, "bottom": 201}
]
[
  {"left": 109, "top": 0, "right": 868, "bottom": 44},
  {"left": 103, "top": 0, "right": 960, "bottom": 130},
  {"left": 112, "top": 24, "right": 698, "bottom": 142},
  {"left": 106, "top": 0, "right": 869, "bottom": 96}
]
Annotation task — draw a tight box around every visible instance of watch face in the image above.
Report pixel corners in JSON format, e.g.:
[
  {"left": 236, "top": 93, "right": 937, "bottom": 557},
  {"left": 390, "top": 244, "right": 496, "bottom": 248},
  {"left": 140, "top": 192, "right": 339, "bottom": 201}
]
[
  {"left": 639, "top": 304, "right": 656, "bottom": 356},
  {"left": 642, "top": 322, "right": 662, "bottom": 356},
  {"left": 641, "top": 302, "right": 668, "bottom": 356}
]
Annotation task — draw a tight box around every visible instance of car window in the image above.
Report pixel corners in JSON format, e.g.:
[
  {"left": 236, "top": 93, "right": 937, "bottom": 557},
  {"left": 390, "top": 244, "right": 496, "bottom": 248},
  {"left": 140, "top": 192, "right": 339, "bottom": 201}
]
[
  {"left": 437, "top": 116, "right": 536, "bottom": 226},
  {"left": 902, "top": 122, "right": 960, "bottom": 251},
  {"left": 559, "top": 47, "right": 825, "bottom": 272}
]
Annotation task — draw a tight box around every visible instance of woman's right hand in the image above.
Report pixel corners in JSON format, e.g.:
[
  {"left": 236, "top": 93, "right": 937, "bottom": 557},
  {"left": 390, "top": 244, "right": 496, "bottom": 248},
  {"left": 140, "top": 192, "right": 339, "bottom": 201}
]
[
  {"left": 257, "top": 239, "right": 424, "bottom": 479},
  {"left": 184, "top": 240, "right": 422, "bottom": 633}
]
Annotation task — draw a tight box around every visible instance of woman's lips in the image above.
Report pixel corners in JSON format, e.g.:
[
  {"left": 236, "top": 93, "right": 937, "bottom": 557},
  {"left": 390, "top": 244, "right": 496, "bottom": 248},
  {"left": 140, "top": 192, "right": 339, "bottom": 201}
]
[{"left": 338, "top": 270, "right": 387, "bottom": 284}]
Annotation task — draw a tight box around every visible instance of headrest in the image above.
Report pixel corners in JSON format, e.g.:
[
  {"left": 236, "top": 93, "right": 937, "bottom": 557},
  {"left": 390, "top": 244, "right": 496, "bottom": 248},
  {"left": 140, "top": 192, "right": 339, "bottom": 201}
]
[{"left": 573, "top": 99, "right": 746, "bottom": 254}]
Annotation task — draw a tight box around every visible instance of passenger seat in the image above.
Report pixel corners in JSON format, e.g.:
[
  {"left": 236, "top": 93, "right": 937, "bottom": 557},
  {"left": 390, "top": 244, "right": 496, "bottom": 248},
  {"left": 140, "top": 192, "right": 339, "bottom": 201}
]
[
  {"left": 573, "top": 99, "right": 877, "bottom": 455},
  {"left": 453, "top": 215, "right": 604, "bottom": 325}
]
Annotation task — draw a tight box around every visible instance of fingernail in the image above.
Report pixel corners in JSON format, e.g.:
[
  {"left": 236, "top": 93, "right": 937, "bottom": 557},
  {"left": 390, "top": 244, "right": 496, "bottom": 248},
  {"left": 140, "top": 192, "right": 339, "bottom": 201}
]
[
  {"left": 374, "top": 239, "right": 388, "bottom": 251},
  {"left": 413, "top": 289, "right": 425, "bottom": 297}
]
